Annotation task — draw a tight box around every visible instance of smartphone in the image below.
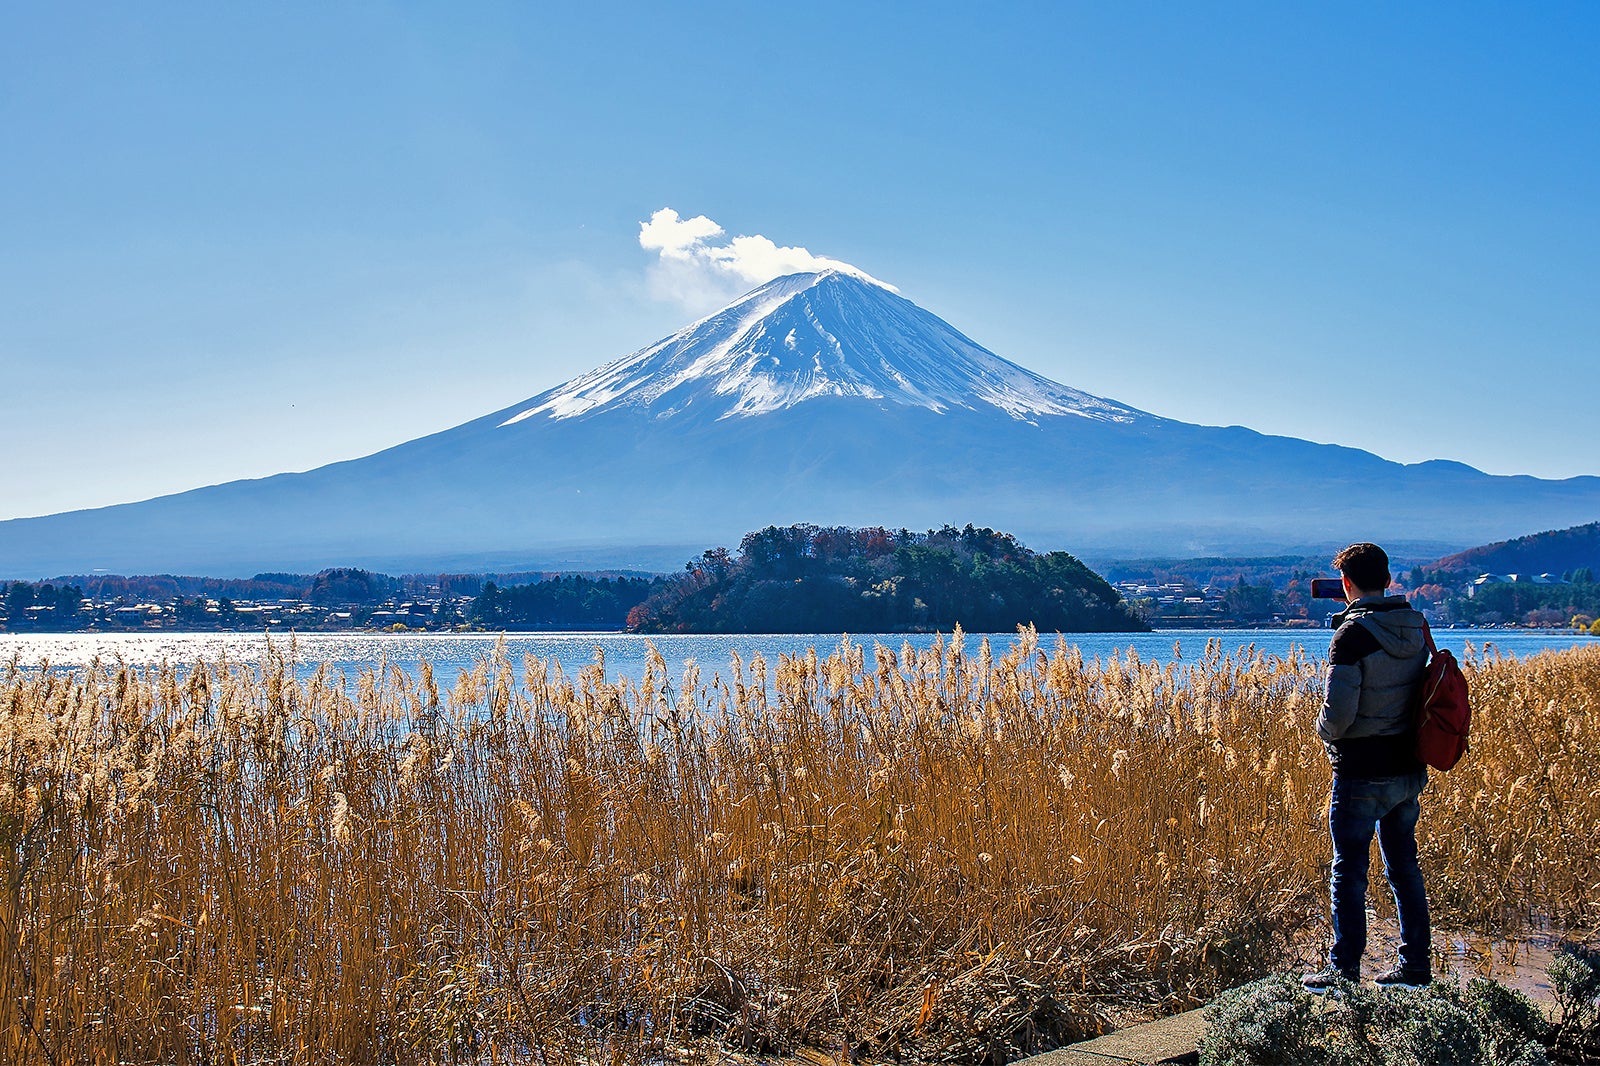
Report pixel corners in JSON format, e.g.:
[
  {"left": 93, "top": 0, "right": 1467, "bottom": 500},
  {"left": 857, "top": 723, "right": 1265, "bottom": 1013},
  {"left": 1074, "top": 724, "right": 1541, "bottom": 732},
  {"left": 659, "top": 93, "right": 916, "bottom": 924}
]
[{"left": 1310, "top": 577, "right": 1346, "bottom": 600}]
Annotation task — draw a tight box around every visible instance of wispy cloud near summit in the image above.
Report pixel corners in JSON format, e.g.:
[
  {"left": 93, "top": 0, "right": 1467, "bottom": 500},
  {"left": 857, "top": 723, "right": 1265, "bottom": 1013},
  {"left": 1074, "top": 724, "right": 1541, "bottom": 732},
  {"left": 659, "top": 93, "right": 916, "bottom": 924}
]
[{"left": 638, "top": 208, "right": 893, "bottom": 310}]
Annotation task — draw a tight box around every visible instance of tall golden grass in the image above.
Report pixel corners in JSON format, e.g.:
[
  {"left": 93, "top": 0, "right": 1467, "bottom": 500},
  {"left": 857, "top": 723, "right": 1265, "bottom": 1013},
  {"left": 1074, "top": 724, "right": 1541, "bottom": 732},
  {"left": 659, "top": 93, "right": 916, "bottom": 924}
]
[{"left": 2, "top": 632, "right": 1597, "bottom": 1064}]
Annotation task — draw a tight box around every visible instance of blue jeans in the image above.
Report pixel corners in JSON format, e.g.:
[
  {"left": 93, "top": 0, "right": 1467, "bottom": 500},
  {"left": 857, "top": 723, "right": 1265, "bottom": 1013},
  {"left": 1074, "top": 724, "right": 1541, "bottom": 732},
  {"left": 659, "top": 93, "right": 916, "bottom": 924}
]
[{"left": 1328, "top": 770, "right": 1430, "bottom": 977}]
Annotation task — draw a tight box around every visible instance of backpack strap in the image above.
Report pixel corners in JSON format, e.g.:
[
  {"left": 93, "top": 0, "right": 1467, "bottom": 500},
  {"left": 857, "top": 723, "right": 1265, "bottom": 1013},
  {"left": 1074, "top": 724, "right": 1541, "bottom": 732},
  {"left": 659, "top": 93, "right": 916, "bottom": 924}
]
[{"left": 1420, "top": 617, "right": 1438, "bottom": 658}]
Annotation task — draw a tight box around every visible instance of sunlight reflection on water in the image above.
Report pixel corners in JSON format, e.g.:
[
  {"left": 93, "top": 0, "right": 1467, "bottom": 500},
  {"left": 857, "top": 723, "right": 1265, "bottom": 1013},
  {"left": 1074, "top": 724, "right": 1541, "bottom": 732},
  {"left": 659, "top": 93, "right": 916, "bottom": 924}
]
[{"left": 1, "top": 628, "right": 1592, "bottom": 687}]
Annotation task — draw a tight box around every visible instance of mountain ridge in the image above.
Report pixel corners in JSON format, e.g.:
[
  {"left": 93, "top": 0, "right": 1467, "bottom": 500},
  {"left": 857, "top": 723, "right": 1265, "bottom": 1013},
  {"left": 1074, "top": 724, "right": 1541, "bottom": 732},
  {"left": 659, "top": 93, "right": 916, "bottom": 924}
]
[
  {"left": 1429, "top": 521, "right": 1600, "bottom": 577},
  {"left": 3, "top": 271, "right": 1599, "bottom": 579}
]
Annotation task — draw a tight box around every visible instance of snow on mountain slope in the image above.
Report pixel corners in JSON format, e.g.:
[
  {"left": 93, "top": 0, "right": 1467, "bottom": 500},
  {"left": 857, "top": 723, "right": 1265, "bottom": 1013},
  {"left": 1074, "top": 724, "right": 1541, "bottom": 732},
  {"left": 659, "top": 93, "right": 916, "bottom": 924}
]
[{"left": 498, "top": 270, "right": 1148, "bottom": 427}]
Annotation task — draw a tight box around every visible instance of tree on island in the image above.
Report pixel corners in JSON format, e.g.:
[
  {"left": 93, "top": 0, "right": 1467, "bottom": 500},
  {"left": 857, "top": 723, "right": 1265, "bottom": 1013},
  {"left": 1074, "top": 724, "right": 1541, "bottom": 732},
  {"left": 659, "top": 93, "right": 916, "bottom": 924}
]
[
  {"left": 625, "top": 523, "right": 1148, "bottom": 634},
  {"left": 467, "top": 575, "right": 658, "bottom": 629},
  {"left": 1, "top": 582, "right": 85, "bottom": 630},
  {"left": 306, "top": 568, "right": 398, "bottom": 605}
]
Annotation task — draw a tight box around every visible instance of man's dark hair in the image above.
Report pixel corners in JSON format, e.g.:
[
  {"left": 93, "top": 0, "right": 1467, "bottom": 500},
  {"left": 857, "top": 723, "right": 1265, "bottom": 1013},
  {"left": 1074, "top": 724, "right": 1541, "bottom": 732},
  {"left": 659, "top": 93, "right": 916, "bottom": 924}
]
[{"left": 1333, "top": 542, "right": 1391, "bottom": 595}]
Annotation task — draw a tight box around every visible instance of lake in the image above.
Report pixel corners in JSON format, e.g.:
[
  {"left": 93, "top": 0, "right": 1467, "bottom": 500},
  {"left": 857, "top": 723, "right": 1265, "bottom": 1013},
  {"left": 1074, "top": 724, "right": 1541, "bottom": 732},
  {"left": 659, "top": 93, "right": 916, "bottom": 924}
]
[{"left": 2, "top": 627, "right": 1593, "bottom": 687}]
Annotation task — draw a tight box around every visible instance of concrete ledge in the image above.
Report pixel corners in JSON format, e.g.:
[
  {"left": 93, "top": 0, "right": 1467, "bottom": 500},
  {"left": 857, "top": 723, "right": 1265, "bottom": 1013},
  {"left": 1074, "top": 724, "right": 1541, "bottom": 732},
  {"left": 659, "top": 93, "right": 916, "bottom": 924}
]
[{"left": 1019, "top": 1008, "right": 1205, "bottom": 1065}]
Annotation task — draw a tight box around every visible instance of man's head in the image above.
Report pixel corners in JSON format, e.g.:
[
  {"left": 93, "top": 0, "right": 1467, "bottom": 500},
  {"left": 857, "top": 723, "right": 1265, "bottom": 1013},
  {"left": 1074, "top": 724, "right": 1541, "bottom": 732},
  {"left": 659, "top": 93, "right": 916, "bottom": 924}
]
[{"left": 1332, "top": 542, "right": 1391, "bottom": 599}]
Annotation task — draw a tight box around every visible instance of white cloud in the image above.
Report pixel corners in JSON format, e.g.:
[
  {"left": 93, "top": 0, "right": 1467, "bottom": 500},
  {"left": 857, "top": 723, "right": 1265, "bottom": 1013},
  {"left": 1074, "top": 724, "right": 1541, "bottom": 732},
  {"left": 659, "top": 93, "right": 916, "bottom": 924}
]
[
  {"left": 639, "top": 209, "right": 725, "bottom": 259},
  {"left": 637, "top": 208, "right": 893, "bottom": 310}
]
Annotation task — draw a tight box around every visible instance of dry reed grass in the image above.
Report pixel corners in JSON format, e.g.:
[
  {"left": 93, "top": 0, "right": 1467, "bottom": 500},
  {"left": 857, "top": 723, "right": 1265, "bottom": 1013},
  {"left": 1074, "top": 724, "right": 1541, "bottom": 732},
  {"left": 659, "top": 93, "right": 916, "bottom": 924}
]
[{"left": 2, "top": 632, "right": 1596, "bottom": 1065}]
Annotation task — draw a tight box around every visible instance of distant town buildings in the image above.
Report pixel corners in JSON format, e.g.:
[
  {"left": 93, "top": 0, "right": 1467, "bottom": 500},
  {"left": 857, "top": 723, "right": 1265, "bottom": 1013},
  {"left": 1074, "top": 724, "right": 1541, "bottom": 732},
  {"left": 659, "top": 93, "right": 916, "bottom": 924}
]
[
  {"left": 1466, "top": 573, "right": 1569, "bottom": 597},
  {"left": 1112, "top": 581, "right": 1234, "bottom": 625},
  {"left": 0, "top": 589, "right": 470, "bottom": 633}
]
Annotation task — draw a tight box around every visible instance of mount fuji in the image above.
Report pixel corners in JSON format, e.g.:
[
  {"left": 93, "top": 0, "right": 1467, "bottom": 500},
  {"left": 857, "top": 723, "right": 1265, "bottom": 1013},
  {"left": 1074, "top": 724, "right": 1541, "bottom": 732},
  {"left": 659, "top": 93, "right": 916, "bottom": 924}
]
[{"left": 4, "top": 269, "right": 1599, "bottom": 578}]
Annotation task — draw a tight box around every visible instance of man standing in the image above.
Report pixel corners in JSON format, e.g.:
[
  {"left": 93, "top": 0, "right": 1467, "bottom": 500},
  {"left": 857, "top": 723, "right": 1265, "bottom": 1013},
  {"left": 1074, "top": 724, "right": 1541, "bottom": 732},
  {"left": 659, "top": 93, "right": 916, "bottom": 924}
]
[{"left": 1302, "top": 542, "right": 1433, "bottom": 992}]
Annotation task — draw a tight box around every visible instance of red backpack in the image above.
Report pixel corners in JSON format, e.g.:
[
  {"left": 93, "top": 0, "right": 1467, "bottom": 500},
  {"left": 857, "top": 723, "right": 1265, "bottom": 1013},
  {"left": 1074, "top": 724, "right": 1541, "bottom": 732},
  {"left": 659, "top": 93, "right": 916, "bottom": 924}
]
[{"left": 1415, "top": 622, "right": 1471, "bottom": 771}]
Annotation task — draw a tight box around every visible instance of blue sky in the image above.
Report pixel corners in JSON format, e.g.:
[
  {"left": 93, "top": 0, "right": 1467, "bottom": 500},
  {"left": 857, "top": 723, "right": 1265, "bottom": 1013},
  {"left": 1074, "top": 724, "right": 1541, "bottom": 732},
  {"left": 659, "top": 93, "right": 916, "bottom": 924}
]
[{"left": 3, "top": 3, "right": 1597, "bottom": 522}]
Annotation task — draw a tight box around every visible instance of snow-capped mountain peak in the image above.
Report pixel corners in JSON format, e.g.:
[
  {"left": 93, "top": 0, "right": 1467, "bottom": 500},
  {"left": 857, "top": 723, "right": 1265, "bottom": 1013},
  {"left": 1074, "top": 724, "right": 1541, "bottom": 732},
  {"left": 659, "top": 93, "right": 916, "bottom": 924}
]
[{"left": 498, "top": 271, "right": 1146, "bottom": 427}]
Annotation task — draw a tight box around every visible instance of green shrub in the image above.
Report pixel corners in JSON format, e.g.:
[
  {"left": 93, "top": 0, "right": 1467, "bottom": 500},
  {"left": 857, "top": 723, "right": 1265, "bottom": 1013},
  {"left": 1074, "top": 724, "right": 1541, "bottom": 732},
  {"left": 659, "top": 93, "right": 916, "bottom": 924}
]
[
  {"left": 1550, "top": 943, "right": 1600, "bottom": 1061},
  {"left": 1200, "top": 973, "right": 1549, "bottom": 1066},
  {"left": 1453, "top": 978, "right": 1552, "bottom": 1064},
  {"left": 1391, "top": 993, "right": 1484, "bottom": 1066},
  {"left": 1201, "top": 973, "right": 1373, "bottom": 1066}
]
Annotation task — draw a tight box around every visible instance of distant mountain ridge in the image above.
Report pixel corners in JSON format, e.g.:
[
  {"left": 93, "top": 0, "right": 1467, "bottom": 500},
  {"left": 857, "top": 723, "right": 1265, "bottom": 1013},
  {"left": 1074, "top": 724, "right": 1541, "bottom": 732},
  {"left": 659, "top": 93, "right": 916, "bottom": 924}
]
[
  {"left": 3, "top": 270, "right": 1600, "bottom": 578},
  {"left": 1429, "top": 521, "right": 1600, "bottom": 576}
]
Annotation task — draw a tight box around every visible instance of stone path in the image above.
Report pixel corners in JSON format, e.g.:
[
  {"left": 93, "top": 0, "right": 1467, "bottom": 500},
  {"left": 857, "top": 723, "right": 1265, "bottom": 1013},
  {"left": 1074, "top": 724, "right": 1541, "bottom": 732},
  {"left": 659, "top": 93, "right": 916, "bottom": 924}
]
[{"left": 1019, "top": 1008, "right": 1206, "bottom": 1066}]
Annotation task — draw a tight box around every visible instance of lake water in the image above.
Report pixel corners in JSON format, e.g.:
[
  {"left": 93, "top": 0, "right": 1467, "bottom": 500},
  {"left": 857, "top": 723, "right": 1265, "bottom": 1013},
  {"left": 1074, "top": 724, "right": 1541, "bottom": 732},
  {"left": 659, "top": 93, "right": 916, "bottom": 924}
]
[{"left": 2, "top": 627, "right": 1593, "bottom": 687}]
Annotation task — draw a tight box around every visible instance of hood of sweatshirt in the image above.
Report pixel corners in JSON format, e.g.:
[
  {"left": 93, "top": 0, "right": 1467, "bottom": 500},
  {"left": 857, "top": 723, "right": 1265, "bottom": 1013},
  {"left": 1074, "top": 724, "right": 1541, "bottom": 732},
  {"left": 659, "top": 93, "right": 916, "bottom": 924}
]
[{"left": 1336, "top": 595, "right": 1428, "bottom": 660}]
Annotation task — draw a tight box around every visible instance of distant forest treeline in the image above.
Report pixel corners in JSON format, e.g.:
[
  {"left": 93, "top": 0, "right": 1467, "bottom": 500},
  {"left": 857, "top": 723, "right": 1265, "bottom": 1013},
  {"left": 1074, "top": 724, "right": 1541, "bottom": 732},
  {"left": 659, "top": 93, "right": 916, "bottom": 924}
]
[
  {"left": 626, "top": 523, "right": 1146, "bottom": 634},
  {"left": 33, "top": 568, "right": 651, "bottom": 605},
  {"left": 1098, "top": 554, "right": 1338, "bottom": 590},
  {"left": 468, "top": 576, "right": 660, "bottom": 629}
]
